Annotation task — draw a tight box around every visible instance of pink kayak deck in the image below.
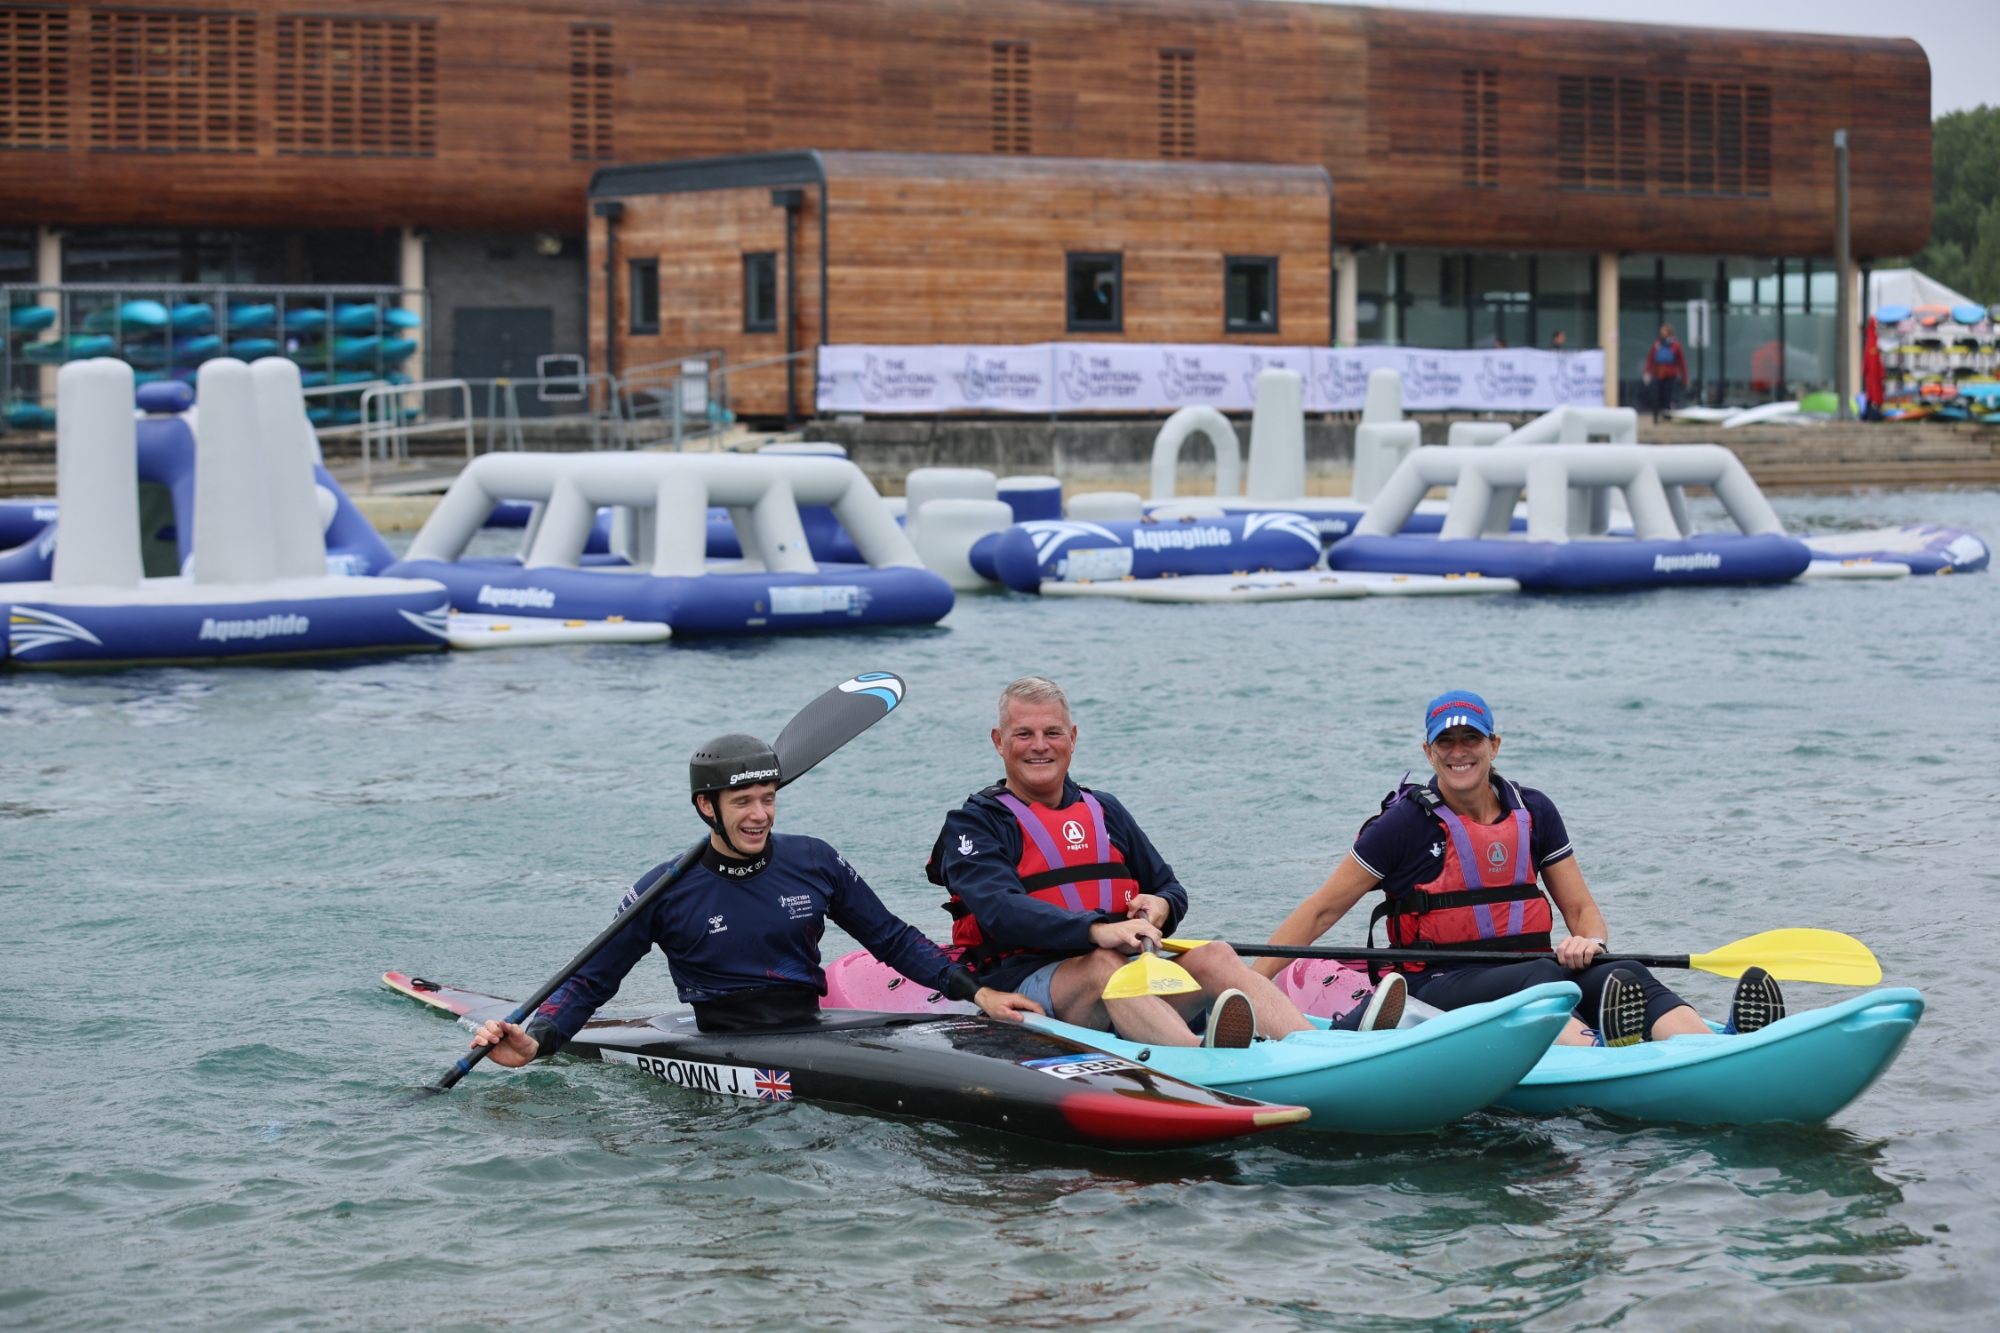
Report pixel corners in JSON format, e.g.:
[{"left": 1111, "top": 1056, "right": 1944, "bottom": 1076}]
[{"left": 823, "top": 949, "right": 1380, "bottom": 1022}]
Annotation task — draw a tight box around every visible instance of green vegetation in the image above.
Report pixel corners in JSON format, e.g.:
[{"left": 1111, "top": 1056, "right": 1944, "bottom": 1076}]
[{"left": 1913, "top": 106, "right": 2000, "bottom": 303}]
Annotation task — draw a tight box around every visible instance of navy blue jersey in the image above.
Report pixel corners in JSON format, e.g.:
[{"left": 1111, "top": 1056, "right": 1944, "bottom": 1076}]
[
  {"left": 534, "top": 833, "right": 959, "bottom": 1046},
  {"left": 934, "top": 778, "right": 1189, "bottom": 992},
  {"left": 1349, "top": 775, "right": 1573, "bottom": 898}
]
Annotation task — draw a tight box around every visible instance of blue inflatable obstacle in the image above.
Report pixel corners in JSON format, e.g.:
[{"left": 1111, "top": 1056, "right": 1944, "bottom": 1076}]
[
  {"left": 389, "top": 451, "right": 953, "bottom": 636},
  {"left": 1326, "top": 442, "right": 1815, "bottom": 591},
  {"left": 2, "top": 359, "right": 448, "bottom": 669},
  {"left": 1801, "top": 524, "right": 1989, "bottom": 576},
  {"left": 987, "top": 511, "right": 1324, "bottom": 593}
]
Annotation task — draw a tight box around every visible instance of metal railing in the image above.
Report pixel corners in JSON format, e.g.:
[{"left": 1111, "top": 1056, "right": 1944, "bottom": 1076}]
[{"left": 355, "top": 378, "right": 476, "bottom": 492}]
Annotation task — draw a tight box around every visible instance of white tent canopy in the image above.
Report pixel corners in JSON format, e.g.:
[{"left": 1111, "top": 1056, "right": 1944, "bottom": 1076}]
[{"left": 1869, "top": 267, "right": 1979, "bottom": 313}]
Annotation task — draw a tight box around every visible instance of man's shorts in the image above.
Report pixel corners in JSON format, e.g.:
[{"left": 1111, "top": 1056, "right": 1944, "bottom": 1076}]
[
  {"left": 1015, "top": 959, "right": 1064, "bottom": 1017},
  {"left": 1012, "top": 956, "right": 1211, "bottom": 1031}
]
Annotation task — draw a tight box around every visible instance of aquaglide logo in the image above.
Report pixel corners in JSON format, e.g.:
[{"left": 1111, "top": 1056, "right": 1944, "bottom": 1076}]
[
  {"left": 477, "top": 584, "right": 556, "bottom": 609},
  {"left": 198, "top": 614, "right": 309, "bottom": 642},
  {"left": 1131, "top": 525, "right": 1231, "bottom": 552},
  {"left": 1653, "top": 552, "right": 1722, "bottom": 572}
]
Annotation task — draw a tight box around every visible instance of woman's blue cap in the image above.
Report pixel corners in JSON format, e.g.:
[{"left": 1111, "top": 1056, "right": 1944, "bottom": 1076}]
[{"left": 1425, "top": 691, "right": 1495, "bottom": 743}]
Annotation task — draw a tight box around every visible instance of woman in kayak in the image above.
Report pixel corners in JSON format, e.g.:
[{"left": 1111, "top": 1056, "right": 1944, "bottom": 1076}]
[
  {"left": 1257, "top": 691, "right": 1784, "bottom": 1046},
  {"left": 470, "top": 733, "right": 1041, "bottom": 1066}
]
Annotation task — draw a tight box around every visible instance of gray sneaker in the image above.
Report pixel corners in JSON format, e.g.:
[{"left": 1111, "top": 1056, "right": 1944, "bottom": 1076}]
[
  {"left": 1598, "top": 968, "right": 1648, "bottom": 1048},
  {"left": 1204, "top": 989, "right": 1257, "bottom": 1049}
]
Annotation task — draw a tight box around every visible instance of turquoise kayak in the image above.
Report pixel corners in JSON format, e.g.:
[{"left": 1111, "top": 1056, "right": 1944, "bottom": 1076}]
[
  {"left": 1026, "top": 981, "right": 1579, "bottom": 1134},
  {"left": 1495, "top": 987, "right": 1924, "bottom": 1124}
]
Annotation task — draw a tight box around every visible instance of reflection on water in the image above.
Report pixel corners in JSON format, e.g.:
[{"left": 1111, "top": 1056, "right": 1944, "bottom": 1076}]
[{"left": 0, "top": 489, "right": 1994, "bottom": 1330}]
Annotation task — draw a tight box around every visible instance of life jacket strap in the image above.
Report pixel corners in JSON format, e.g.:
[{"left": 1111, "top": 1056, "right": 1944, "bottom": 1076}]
[
  {"left": 1019, "top": 861, "right": 1139, "bottom": 893},
  {"left": 1378, "top": 882, "right": 1550, "bottom": 916}
]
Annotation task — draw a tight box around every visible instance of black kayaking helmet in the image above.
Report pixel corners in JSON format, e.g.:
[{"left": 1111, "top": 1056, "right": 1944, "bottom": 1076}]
[{"left": 689, "top": 733, "right": 782, "bottom": 854}]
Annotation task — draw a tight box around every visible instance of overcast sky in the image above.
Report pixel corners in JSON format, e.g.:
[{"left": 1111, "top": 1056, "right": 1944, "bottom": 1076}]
[{"left": 1317, "top": 0, "right": 1995, "bottom": 117}]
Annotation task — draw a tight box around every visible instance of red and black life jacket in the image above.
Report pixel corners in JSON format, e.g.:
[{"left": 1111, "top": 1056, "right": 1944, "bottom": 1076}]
[
  {"left": 928, "top": 784, "right": 1142, "bottom": 971},
  {"left": 1364, "top": 777, "right": 1554, "bottom": 973}
]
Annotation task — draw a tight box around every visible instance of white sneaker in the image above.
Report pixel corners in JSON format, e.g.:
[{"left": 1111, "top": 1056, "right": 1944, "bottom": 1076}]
[{"left": 1358, "top": 972, "right": 1407, "bottom": 1031}]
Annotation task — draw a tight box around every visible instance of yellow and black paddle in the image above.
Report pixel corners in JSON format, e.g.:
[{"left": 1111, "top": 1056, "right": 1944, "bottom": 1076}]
[
  {"left": 1154, "top": 928, "right": 1882, "bottom": 987},
  {"left": 1102, "top": 938, "right": 1205, "bottom": 1000}
]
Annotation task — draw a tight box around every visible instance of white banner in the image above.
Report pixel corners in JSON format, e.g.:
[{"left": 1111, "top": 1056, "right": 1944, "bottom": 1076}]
[{"left": 817, "top": 343, "right": 1604, "bottom": 414}]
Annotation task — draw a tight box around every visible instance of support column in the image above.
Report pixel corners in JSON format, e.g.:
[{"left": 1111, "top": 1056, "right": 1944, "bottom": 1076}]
[
  {"left": 1597, "top": 252, "right": 1620, "bottom": 407},
  {"left": 1333, "top": 245, "right": 1358, "bottom": 347},
  {"left": 35, "top": 225, "right": 62, "bottom": 407},
  {"left": 399, "top": 226, "right": 427, "bottom": 380},
  {"left": 1834, "top": 129, "right": 1854, "bottom": 420}
]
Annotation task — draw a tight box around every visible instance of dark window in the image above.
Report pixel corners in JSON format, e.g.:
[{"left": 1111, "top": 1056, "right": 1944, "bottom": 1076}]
[
  {"left": 1656, "top": 80, "right": 1770, "bottom": 197},
  {"left": 570, "top": 24, "right": 612, "bottom": 162},
  {"left": 89, "top": 9, "right": 256, "bottom": 153},
  {"left": 1460, "top": 69, "right": 1497, "bottom": 187},
  {"left": 1556, "top": 74, "right": 1644, "bottom": 193},
  {"left": 274, "top": 16, "right": 436, "bottom": 156},
  {"left": 1066, "top": 252, "right": 1122, "bottom": 333},
  {"left": 2, "top": 7, "right": 70, "bottom": 149},
  {"left": 991, "top": 41, "right": 1029, "bottom": 153},
  {"left": 743, "top": 251, "right": 777, "bottom": 333},
  {"left": 1224, "top": 256, "right": 1277, "bottom": 333},
  {"left": 628, "top": 258, "right": 658, "bottom": 334},
  {"left": 1158, "top": 48, "right": 1194, "bottom": 158}
]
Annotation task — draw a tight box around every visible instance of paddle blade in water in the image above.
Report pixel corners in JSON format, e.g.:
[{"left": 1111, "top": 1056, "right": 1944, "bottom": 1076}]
[
  {"left": 1690, "top": 929, "right": 1882, "bottom": 986},
  {"left": 773, "top": 672, "right": 905, "bottom": 786},
  {"left": 1102, "top": 952, "right": 1202, "bottom": 1000}
]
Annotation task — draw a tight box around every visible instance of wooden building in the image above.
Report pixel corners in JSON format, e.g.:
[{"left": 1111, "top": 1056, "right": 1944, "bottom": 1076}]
[
  {"left": 2, "top": 0, "right": 1934, "bottom": 407},
  {"left": 589, "top": 152, "right": 1333, "bottom": 415}
]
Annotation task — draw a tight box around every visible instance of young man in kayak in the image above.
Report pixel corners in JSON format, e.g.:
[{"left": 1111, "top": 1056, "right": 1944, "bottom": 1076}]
[
  {"left": 928, "top": 676, "right": 1370, "bottom": 1049},
  {"left": 1256, "top": 692, "right": 1784, "bottom": 1047},
  {"left": 469, "top": 733, "right": 1041, "bottom": 1066}
]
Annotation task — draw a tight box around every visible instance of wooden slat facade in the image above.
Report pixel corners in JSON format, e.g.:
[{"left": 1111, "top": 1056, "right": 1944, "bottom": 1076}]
[
  {"left": 3, "top": 0, "right": 1930, "bottom": 257},
  {"left": 594, "top": 152, "right": 1334, "bottom": 417}
]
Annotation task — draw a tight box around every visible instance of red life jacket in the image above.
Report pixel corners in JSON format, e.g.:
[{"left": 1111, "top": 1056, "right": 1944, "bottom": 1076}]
[
  {"left": 1365, "top": 779, "right": 1554, "bottom": 972},
  {"left": 937, "top": 786, "right": 1141, "bottom": 968}
]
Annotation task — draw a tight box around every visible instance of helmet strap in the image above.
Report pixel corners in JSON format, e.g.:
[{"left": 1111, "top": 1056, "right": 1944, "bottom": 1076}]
[{"left": 694, "top": 790, "right": 755, "bottom": 858}]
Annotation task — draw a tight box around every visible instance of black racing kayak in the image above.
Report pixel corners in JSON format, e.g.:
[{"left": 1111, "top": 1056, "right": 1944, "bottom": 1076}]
[{"left": 383, "top": 972, "right": 1309, "bottom": 1150}]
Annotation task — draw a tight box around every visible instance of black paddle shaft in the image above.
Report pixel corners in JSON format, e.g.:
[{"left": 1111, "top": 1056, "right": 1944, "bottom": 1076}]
[
  {"left": 420, "top": 671, "right": 908, "bottom": 1097},
  {"left": 428, "top": 838, "right": 709, "bottom": 1094},
  {"left": 1222, "top": 943, "right": 1696, "bottom": 970}
]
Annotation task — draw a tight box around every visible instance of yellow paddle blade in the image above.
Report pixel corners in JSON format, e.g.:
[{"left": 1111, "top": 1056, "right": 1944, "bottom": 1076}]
[
  {"left": 1102, "top": 951, "right": 1203, "bottom": 1000},
  {"left": 1689, "top": 929, "right": 1882, "bottom": 986},
  {"left": 1158, "top": 938, "right": 1208, "bottom": 954}
]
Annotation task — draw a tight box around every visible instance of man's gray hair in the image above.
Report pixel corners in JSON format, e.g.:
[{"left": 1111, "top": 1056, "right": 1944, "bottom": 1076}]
[{"left": 997, "top": 676, "right": 1070, "bottom": 728}]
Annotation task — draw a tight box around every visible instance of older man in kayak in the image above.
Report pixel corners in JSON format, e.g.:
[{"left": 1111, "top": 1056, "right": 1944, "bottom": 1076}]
[
  {"left": 1257, "top": 691, "right": 1784, "bottom": 1046},
  {"left": 470, "top": 733, "right": 1040, "bottom": 1066},
  {"left": 927, "top": 676, "right": 1358, "bottom": 1049}
]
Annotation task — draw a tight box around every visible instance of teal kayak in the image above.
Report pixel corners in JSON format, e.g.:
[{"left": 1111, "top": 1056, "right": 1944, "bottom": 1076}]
[
  {"left": 1025, "top": 981, "right": 1579, "bottom": 1134},
  {"left": 1495, "top": 987, "right": 1924, "bottom": 1124}
]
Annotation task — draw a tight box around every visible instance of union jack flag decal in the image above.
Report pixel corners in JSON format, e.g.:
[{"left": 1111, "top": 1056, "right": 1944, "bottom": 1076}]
[{"left": 753, "top": 1069, "right": 793, "bottom": 1102}]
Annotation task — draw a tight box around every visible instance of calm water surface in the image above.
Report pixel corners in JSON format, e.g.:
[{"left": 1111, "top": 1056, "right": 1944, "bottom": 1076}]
[{"left": 5, "top": 490, "right": 1997, "bottom": 1331}]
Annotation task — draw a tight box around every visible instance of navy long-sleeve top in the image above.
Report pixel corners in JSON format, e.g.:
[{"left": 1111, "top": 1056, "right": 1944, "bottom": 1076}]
[
  {"left": 530, "top": 833, "right": 961, "bottom": 1047},
  {"left": 932, "top": 778, "right": 1188, "bottom": 991}
]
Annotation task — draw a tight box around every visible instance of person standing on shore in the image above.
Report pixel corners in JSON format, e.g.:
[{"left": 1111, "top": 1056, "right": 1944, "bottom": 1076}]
[{"left": 1643, "top": 325, "right": 1689, "bottom": 421}]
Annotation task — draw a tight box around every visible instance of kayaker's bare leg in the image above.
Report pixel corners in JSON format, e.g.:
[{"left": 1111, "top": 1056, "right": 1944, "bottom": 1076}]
[
  {"left": 1649, "top": 1005, "right": 1707, "bottom": 1039},
  {"left": 1171, "top": 941, "right": 1314, "bottom": 1038},
  {"left": 1049, "top": 948, "right": 1202, "bottom": 1046},
  {"left": 1555, "top": 1016, "right": 1595, "bottom": 1047}
]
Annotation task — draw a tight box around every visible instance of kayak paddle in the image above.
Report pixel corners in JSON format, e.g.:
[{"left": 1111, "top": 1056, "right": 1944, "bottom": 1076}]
[
  {"left": 405, "top": 670, "right": 908, "bottom": 1103},
  {"left": 1101, "top": 937, "right": 1203, "bottom": 1000},
  {"left": 1158, "top": 928, "right": 1882, "bottom": 987}
]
